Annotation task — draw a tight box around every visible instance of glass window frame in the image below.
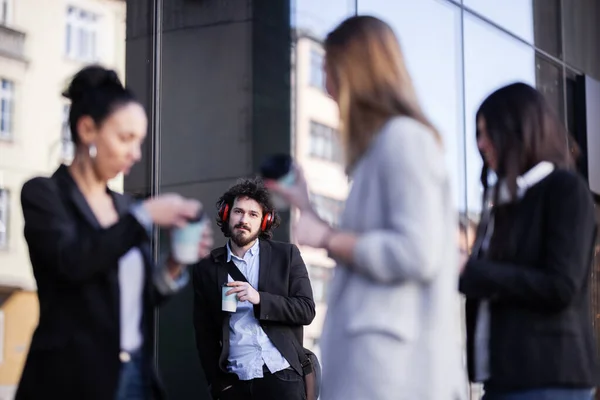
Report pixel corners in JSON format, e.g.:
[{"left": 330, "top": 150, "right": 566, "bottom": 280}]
[
  {"left": 0, "top": 0, "right": 12, "bottom": 26},
  {"left": 0, "top": 78, "right": 14, "bottom": 141},
  {"left": 308, "top": 120, "right": 342, "bottom": 163},
  {"left": 65, "top": 5, "right": 100, "bottom": 62},
  {"left": 309, "top": 47, "right": 325, "bottom": 90},
  {"left": 61, "top": 104, "right": 74, "bottom": 163},
  {"left": 0, "top": 187, "right": 8, "bottom": 250}
]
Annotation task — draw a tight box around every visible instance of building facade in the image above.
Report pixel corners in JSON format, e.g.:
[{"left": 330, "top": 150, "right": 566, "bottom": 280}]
[{"left": 0, "top": 0, "right": 125, "bottom": 397}]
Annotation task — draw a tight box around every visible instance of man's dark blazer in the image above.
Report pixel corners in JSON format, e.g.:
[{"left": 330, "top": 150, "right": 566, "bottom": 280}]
[
  {"left": 15, "top": 165, "right": 170, "bottom": 400},
  {"left": 192, "top": 240, "right": 316, "bottom": 398},
  {"left": 460, "top": 169, "right": 599, "bottom": 391}
]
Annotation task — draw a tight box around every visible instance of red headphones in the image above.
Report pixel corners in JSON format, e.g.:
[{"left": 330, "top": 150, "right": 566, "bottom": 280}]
[{"left": 218, "top": 203, "right": 274, "bottom": 232}]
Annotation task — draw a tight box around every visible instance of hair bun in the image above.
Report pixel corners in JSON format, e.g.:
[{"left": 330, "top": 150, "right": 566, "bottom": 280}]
[{"left": 62, "top": 65, "right": 124, "bottom": 101}]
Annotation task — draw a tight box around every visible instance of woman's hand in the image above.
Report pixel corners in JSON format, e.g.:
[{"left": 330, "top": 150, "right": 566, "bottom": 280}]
[
  {"left": 265, "top": 164, "right": 334, "bottom": 249},
  {"left": 264, "top": 165, "right": 312, "bottom": 212},
  {"left": 143, "top": 193, "right": 201, "bottom": 228},
  {"left": 293, "top": 210, "right": 333, "bottom": 249},
  {"left": 198, "top": 222, "right": 214, "bottom": 259}
]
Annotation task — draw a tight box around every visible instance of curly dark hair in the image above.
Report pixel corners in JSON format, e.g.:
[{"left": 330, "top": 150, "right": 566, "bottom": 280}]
[{"left": 215, "top": 177, "right": 280, "bottom": 240}]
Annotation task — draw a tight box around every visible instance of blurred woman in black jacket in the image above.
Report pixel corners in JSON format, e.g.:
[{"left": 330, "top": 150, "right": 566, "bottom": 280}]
[
  {"left": 15, "top": 65, "right": 213, "bottom": 400},
  {"left": 460, "top": 82, "right": 598, "bottom": 400}
]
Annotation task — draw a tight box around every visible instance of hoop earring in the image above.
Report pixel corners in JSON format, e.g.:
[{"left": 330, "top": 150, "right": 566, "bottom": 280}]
[{"left": 88, "top": 144, "right": 97, "bottom": 159}]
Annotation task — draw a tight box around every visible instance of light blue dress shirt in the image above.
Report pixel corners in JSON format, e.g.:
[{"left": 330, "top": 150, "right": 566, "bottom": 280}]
[{"left": 226, "top": 239, "right": 290, "bottom": 380}]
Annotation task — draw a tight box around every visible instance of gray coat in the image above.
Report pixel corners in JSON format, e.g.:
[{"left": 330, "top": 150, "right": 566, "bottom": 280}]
[{"left": 320, "top": 117, "right": 467, "bottom": 400}]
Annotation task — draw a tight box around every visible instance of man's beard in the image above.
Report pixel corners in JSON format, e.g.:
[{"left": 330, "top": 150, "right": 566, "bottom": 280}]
[{"left": 230, "top": 223, "right": 260, "bottom": 247}]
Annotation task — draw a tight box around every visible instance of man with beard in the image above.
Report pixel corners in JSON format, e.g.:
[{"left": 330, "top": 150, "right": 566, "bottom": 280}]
[{"left": 192, "top": 178, "right": 315, "bottom": 400}]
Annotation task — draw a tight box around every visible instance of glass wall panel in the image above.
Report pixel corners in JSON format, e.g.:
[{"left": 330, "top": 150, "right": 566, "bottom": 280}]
[
  {"left": 291, "top": 0, "right": 355, "bottom": 363},
  {"left": 536, "top": 53, "right": 565, "bottom": 123},
  {"left": 464, "top": 0, "right": 534, "bottom": 43},
  {"left": 563, "top": 0, "right": 600, "bottom": 81},
  {"left": 565, "top": 69, "right": 579, "bottom": 141},
  {"left": 358, "top": 0, "right": 465, "bottom": 212},
  {"left": 463, "top": 14, "right": 536, "bottom": 217},
  {"left": 532, "top": 0, "right": 562, "bottom": 59},
  {"left": 153, "top": 1, "right": 296, "bottom": 398}
]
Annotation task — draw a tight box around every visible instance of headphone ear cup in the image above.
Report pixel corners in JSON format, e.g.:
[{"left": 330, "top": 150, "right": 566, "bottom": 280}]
[
  {"left": 219, "top": 203, "right": 230, "bottom": 223},
  {"left": 261, "top": 212, "right": 274, "bottom": 231},
  {"left": 268, "top": 212, "right": 274, "bottom": 230}
]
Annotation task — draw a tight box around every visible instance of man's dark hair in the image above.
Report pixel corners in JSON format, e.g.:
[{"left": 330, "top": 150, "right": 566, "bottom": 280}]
[{"left": 215, "top": 177, "right": 280, "bottom": 240}]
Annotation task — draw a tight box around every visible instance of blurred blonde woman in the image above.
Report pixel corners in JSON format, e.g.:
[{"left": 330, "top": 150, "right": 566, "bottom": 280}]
[{"left": 267, "top": 15, "right": 466, "bottom": 400}]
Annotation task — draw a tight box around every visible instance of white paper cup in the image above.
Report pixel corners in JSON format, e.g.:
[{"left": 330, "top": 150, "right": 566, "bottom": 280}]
[
  {"left": 222, "top": 285, "right": 238, "bottom": 312},
  {"left": 171, "top": 218, "right": 207, "bottom": 264}
]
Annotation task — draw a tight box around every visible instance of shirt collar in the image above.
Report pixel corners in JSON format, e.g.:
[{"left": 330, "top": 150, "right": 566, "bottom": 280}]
[
  {"left": 489, "top": 161, "right": 555, "bottom": 206},
  {"left": 226, "top": 239, "right": 260, "bottom": 262}
]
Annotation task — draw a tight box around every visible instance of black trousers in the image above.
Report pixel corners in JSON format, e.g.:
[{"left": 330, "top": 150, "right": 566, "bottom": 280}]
[{"left": 219, "top": 367, "right": 305, "bottom": 400}]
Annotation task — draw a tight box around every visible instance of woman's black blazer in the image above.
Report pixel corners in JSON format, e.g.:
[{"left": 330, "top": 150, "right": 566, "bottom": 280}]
[
  {"left": 15, "top": 165, "right": 170, "bottom": 400},
  {"left": 460, "top": 169, "right": 599, "bottom": 391}
]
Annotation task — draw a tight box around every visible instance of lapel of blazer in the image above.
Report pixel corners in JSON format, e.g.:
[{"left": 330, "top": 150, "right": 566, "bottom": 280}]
[
  {"left": 109, "top": 189, "right": 153, "bottom": 271},
  {"left": 110, "top": 189, "right": 130, "bottom": 215},
  {"left": 212, "top": 246, "right": 229, "bottom": 289},
  {"left": 108, "top": 190, "right": 138, "bottom": 320},
  {"left": 211, "top": 245, "right": 234, "bottom": 372},
  {"left": 117, "top": 189, "right": 154, "bottom": 305},
  {"left": 257, "top": 240, "right": 271, "bottom": 291},
  {"left": 54, "top": 164, "right": 101, "bottom": 229},
  {"left": 53, "top": 165, "right": 135, "bottom": 326}
]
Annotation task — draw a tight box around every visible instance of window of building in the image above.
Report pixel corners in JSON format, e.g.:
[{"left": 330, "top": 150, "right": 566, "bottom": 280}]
[
  {"left": 66, "top": 6, "right": 99, "bottom": 62},
  {"left": 308, "top": 265, "right": 333, "bottom": 303},
  {"left": 311, "top": 194, "right": 344, "bottom": 228},
  {"left": 0, "top": 188, "right": 8, "bottom": 250},
  {"left": 61, "top": 104, "right": 74, "bottom": 162},
  {"left": 0, "top": 0, "right": 11, "bottom": 25},
  {"left": 309, "top": 120, "right": 342, "bottom": 163},
  {"left": 309, "top": 48, "right": 325, "bottom": 90},
  {"left": 0, "top": 79, "right": 13, "bottom": 140}
]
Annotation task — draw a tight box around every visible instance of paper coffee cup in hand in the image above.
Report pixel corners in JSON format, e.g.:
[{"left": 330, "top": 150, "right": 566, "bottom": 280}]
[
  {"left": 222, "top": 284, "right": 238, "bottom": 312},
  {"left": 171, "top": 212, "right": 207, "bottom": 264}
]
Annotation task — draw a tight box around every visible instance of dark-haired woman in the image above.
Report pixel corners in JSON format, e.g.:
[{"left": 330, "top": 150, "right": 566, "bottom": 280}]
[
  {"left": 15, "top": 65, "right": 213, "bottom": 400},
  {"left": 460, "top": 82, "right": 599, "bottom": 400}
]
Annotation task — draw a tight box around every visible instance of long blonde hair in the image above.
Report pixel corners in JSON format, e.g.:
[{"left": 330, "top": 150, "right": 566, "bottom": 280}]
[{"left": 324, "top": 16, "right": 440, "bottom": 169}]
